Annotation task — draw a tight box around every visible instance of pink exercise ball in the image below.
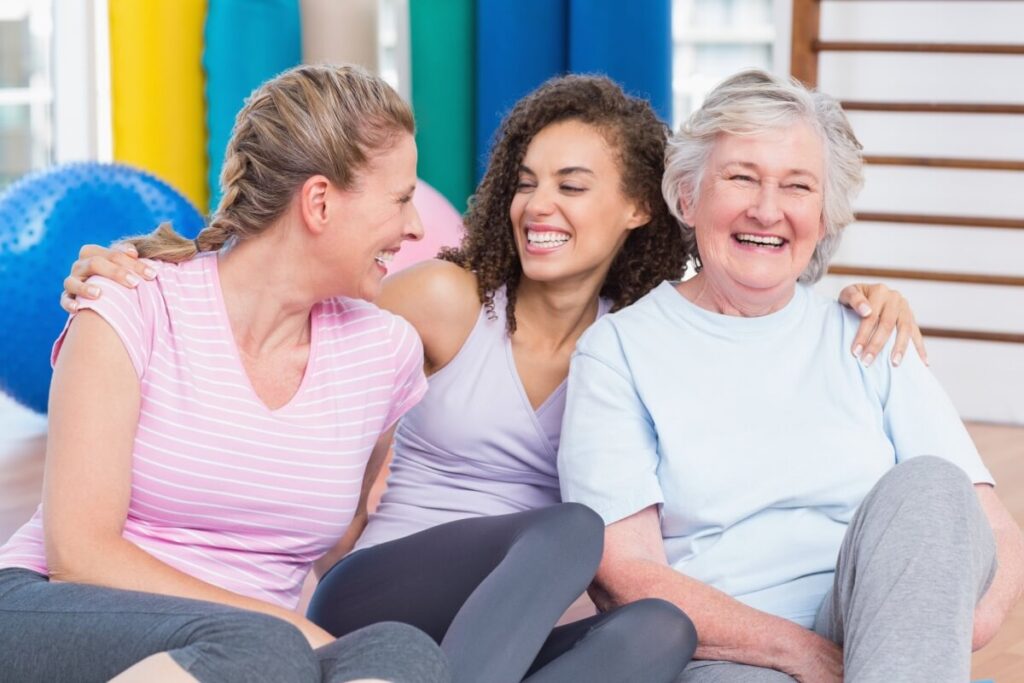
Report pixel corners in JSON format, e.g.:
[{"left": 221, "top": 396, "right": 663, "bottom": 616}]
[{"left": 392, "top": 180, "right": 464, "bottom": 273}]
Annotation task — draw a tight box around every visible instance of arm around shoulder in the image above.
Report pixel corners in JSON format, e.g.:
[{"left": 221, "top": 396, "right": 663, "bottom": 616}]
[{"left": 377, "top": 259, "right": 481, "bottom": 373}]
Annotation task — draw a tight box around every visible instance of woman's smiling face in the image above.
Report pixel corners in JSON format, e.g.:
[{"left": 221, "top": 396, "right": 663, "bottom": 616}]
[
  {"left": 681, "top": 122, "right": 826, "bottom": 306},
  {"left": 509, "top": 119, "right": 650, "bottom": 288}
]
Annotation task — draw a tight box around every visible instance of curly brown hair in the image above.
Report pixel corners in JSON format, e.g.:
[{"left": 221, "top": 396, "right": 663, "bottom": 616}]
[{"left": 439, "top": 75, "right": 694, "bottom": 333}]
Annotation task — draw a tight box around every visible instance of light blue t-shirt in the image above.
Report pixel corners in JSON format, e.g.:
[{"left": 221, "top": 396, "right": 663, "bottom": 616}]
[{"left": 558, "top": 281, "right": 993, "bottom": 627}]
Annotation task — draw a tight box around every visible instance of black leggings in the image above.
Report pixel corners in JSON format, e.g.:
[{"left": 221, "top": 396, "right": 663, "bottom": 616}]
[{"left": 308, "top": 503, "right": 697, "bottom": 683}]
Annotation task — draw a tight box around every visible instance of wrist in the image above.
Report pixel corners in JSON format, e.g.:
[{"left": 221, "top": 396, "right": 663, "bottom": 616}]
[{"left": 764, "top": 620, "right": 819, "bottom": 672}]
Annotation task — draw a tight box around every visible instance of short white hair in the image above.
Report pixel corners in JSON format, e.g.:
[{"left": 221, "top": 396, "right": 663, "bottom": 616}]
[{"left": 662, "top": 69, "right": 864, "bottom": 283}]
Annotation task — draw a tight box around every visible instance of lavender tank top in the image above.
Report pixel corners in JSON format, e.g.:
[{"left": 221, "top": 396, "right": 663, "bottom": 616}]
[{"left": 353, "top": 287, "right": 612, "bottom": 551}]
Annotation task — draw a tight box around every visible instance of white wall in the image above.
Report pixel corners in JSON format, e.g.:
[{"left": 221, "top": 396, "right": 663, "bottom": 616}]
[{"left": 797, "top": 0, "right": 1024, "bottom": 424}]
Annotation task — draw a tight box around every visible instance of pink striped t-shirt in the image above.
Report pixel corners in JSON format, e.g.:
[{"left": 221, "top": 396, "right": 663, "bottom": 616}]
[{"left": 0, "top": 253, "right": 427, "bottom": 609}]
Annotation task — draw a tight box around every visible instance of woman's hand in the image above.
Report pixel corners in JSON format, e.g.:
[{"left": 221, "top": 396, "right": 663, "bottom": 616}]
[
  {"left": 780, "top": 630, "right": 843, "bottom": 683},
  {"left": 838, "top": 283, "right": 927, "bottom": 367},
  {"left": 60, "top": 243, "right": 155, "bottom": 313}
]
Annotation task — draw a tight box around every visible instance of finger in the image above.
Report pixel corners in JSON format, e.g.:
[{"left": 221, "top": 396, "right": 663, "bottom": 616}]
[
  {"left": 70, "top": 255, "right": 143, "bottom": 289},
  {"left": 890, "top": 311, "right": 911, "bottom": 366},
  {"left": 64, "top": 275, "right": 102, "bottom": 300},
  {"left": 78, "top": 243, "right": 110, "bottom": 260},
  {"left": 861, "top": 295, "right": 903, "bottom": 366},
  {"left": 849, "top": 307, "right": 879, "bottom": 359},
  {"left": 110, "top": 250, "right": 156, "bottom": 280},
  {"left": 913, "top": 326, "right": 929, "bottom": 366},
  {"left": 838, "top": 285, "right": 873, "bottom": 318},
  {"left": 112, "top": 241, "right": 138, "bottom": 257},
  {"left": 60, "top": 292, "right": 78, "bottom": 314}
]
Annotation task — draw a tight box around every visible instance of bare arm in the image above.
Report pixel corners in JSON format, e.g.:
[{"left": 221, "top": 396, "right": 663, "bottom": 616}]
[
  {"left": 838, "top": 283, "right": 926, "bottom": 366},
  {"left": 44, "top": 312, "right": 334, "bottom": 647},
  {"left": 972, "top": 483, "right": 1024, "bottom": 650},
  {"left": 376, "top": 259, "right": 481, "bottom": 374},
  {"left": 595, "top": 506, "right": 842, "bottom": 682}
]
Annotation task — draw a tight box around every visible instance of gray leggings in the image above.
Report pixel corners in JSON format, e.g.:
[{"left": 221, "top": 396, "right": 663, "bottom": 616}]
[
  {"left": 309, "top": 503, "right": 698, "bottom": 683},
  {"left": 679, "top": 456, "right": 998, "bottom": 683},
  {"left": 0, "top": 567, "right": 450, "bottom": 683}
]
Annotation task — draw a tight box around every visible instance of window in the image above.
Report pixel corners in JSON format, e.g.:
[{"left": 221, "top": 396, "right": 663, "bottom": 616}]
[
  {"left": 671, "top": 0, "right": 778, "bottom": 127},
  {"left": 0, "top": 0, "right": 53, "bottom": 190}
]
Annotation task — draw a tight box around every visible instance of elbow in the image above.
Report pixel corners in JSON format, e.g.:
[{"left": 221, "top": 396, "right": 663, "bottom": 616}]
[
  {"left": 44, "top": 529, "right": 112, "bottom": 583},
  {"left": 593, "top": 559, "right": 660, "bottom": 609}
]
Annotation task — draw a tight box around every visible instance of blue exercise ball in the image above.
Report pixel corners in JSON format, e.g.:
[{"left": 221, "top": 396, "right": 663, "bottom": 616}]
[{"left": 0, "top": 162, "right": 206, "bottom": 414}]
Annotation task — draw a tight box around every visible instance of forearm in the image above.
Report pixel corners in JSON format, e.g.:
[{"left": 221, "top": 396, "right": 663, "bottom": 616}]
[
  {"left": 596, "top": 559, "right": 823, "bottom": 669},
  {"left": 49, "top": 535, "right": 298, "bottom": 625}
]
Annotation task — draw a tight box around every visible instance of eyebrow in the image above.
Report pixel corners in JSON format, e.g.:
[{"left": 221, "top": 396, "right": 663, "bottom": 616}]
[
  {"left": 519, "top": 164, "right": 595, "bottom": 177},
  {"left": 723, "top": 161, "right": 819, "bottom": 179}
]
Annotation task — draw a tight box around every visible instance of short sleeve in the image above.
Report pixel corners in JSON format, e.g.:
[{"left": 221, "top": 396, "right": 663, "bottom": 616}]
[
  {"left": 382, "top": 315, "right": 428, "bottom": 430},
  {"left": 864, "top": 330, "right": 994, "bottom": 486},
  {"left": 558, "top": 321, "right": 665, "bottom": 525},
  {"left": 51, "top": 275, "right": 155, "bottom": 379}
]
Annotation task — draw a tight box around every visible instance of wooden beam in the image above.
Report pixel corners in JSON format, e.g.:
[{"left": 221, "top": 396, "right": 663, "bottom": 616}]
[
  {"left": 790, "top": 0, "right": 820, "bottom": 87},
  {"left": 921, "top": 328, "right": 1024, "bottom": 344},
  {"left": 828, "top": 265, "right": 1024, "bottom": 287},
  {"left": 854, "top": 212, "right": 1024, "bottom": 230},
  {"left": 816, "top": 41, "right": 1024, "bottom": 55},
  {"left": 863, "top": 156, "right": 1024, "bottom": 172},
  {"left": 842, "top": 101, "right": 1024, "bottom": 114}
]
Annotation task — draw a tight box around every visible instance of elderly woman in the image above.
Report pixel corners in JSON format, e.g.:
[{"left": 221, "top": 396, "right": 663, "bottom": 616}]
[{"left": 558, "top": 70, "right": 1024, "bottom": 683}]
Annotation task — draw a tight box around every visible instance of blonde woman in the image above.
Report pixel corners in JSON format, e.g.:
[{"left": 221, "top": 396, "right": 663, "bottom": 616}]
[{"left": 0, "top": 65, "right": 452, "bottom": 683}]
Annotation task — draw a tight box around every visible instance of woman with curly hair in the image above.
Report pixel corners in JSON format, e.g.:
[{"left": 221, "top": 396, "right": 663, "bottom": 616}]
[{"left": 60, "top": 74, "right": 921, "bottom": 682}]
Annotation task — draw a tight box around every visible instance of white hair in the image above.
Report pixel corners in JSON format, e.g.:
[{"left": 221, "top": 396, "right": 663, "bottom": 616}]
[{"left": 662, "top": 69, "right": 864, "bottom": 283}]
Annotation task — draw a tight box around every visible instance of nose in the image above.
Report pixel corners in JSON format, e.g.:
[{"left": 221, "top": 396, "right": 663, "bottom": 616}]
[
  {"left": 747, "top": 183, "right": 782, "bottom": 226},
  {"left": 524, "top": 183, "right": 556, "bottom": 219},
  {"left": 404, "top": 203, "right": 425, "bottom": 242}
]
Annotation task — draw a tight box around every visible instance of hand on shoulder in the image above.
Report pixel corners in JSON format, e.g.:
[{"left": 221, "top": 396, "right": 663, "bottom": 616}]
[{"left": 377, "top": 259, "right": 481, "bottom": 373}]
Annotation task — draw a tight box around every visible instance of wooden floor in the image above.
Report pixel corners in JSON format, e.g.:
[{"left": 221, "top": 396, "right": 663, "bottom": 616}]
[{"left": 968, "top": 422, "right": 1024, "bottom": 681}]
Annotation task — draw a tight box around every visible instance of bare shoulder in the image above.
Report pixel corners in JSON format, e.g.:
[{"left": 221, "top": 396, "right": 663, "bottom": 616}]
[{"left": 378, "top": 259, "right": 482, "bottom": 371}]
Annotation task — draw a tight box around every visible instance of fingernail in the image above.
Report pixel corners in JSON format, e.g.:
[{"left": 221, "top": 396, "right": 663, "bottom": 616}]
[
  {"left": 125, "top": 273, "right": 141, "bottom": 287},
  {"left": 853, "top": 344, "right": 863, "bottom": 358},
  {"left": 143, "top": 267, "right": 157, "bottom": 279},
  {"left": 68, "top": 299, "right": 78, "bottom": 311},
  {"left": 858, "top": 304, "right": 872, "bottom": 316},
  {"left": 862, "top": 353, "right": 875, "bottom": 367},
  {"left": 87, "top": 285, "right": 101, "bottom": 297},
  {"left": 892, "top": 352, "right": 902, "bottom": 367}
]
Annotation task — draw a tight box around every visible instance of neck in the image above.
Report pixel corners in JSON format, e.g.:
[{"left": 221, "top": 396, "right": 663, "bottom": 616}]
[
  {"left": 513, "top": 273, "right": 603, "bottom": 352},
  {"left": 216, "top": 216, "right": 318, "bottom": 355},
  {"left": 678, "top": 273, "right": 796, "bottom": 317}
]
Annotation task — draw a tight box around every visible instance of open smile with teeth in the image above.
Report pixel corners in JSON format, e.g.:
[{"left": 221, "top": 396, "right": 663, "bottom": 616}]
[
  {"left": 374, "top": 251, "right": 396, "bottom": 266},
  {"left": 526, "top": 229, "right": 571, "bottom": 248},
  {"left": 734, "top": 233, "right": 787, "bottom": 249}
]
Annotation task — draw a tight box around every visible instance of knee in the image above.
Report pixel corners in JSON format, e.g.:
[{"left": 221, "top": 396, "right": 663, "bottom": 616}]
[
  {"left": 197, "top": 611, "right": 319, "bottom": 682},
  {"left": 872, "top": 456, "right": 985, "bottom": 537},
  {"left": 359, "top": 622, "right": 450, "bottom": 679},
  {"left": 603, "top": 599, "right": 697, "bottom": 664},
  {"left": 522, "top": 503, "right": 605, "bottom": 572},
  {"left": 886, "top": 456, "right": 974, "bottom": 506}
]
